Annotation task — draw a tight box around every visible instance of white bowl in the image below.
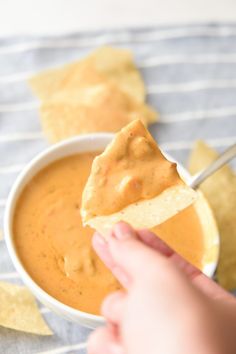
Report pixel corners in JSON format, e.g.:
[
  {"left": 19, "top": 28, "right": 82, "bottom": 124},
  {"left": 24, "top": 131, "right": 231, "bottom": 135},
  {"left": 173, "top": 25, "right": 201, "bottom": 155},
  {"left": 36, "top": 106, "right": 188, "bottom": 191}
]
[{"left": 4, "top": 134, "right": 219, "bottom": 329}]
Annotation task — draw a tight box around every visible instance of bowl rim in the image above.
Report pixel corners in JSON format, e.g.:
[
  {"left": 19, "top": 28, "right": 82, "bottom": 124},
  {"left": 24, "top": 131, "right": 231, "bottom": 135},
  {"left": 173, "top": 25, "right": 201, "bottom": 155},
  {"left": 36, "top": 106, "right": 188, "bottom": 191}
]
[{"left": 4, "top": 133, "right": 219, "bottom": 325}]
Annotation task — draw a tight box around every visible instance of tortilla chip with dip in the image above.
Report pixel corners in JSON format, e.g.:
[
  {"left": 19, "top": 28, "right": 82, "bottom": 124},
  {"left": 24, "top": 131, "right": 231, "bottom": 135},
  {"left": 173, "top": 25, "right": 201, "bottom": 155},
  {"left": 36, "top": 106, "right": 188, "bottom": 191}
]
[
  {"left": 29, "top": 46, "right": 145, "bottom": 103},
  {"left": 81, "top": 120, "right": 196, "bottom": 235},
  {"left": 0, "top": 281, "right": 52, "bottom": 335},
  {"left": 40, "top": 83, "right": 157, "bottom": 143},
  {"left": 189, "top": 140, "right": 236, "bottom": 290}
]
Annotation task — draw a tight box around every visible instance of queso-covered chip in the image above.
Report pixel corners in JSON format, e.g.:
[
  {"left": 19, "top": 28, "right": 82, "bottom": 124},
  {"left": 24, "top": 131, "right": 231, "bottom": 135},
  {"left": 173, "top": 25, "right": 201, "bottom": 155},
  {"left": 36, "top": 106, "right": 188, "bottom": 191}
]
[
  {"left": 29, "top": 46, "right": 145, "bottom": 103},
  {"left": 189, "top": 141, "right": 236, "bottom": 290},
  {"left": 81, "top": 120, "right": 196, "bottom": 234},
  {"left": 0, "top": 281, "right": 52, "bottom": 335},
  {"left": 40, "top": 83, "right": 157, "bottom": 143}
]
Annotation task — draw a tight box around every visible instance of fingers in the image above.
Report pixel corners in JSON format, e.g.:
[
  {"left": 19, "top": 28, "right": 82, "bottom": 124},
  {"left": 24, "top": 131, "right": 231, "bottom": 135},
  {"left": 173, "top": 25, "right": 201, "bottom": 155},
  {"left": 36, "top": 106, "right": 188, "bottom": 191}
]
[
  {"left": 101, "top": 291, "right": 126, "bottom": 324},
  {"left": 93, "top": 232, "right": 116, "bottom": 270},
  {"left": 170, "top": 252, "right": 200, "bottom": 278},
  {"left": 109, "top": 222, "right": 165, "bottom": 284},
  {"left": 93, "top": 222, "right": 171, "bottom": 287},
  {"left": 93, "top": 231, "right": 132, "bottom": 287},
  {"left": 93, "top": 223, "right": 175, "bottom": 273},
  {"left": 138, "top": 229, "right": 201, "bottom": 278},
  {"left": 93, "top": 224, "right": 138, "bottom": 266},
  {"left": 193, "top": 272, "right": 235, "bottom": 300},
  {"left": 138, "top": 229, "right": 173, "bottom": 256},
  {"left": 93, "top": 222, "right": 198, "bottom": 288},
  {"left": 88, "top": 326, "right": 124, "bottom": 354},
  {"left": 112, "top": 222, "right": 138, "bottom": 241}
]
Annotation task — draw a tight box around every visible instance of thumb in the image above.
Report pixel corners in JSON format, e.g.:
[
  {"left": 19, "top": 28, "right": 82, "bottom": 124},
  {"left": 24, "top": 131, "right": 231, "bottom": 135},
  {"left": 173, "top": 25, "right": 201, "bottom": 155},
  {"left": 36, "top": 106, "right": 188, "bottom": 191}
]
[{"left": 109, "top": 222, "right": 166, "bottom": 285}]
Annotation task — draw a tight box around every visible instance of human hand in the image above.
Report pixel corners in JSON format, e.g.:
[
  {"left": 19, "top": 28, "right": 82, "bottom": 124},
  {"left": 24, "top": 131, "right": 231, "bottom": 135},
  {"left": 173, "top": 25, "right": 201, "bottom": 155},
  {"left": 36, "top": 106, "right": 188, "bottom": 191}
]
[{"left": 88, "top": 222, "right": 236, "bottom": 354}]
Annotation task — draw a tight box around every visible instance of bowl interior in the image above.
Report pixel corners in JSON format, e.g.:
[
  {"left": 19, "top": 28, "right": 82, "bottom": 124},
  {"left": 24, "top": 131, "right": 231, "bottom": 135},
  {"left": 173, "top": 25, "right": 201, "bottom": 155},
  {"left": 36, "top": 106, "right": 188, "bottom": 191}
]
[{"left": 4, "top": 134, "right": 219, "bottom": 327}]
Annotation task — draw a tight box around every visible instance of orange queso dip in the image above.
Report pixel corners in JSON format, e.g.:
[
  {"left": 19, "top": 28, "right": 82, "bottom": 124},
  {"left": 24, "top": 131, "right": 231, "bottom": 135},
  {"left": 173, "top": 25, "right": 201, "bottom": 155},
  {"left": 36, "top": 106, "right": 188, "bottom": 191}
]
[{"left": 14, "top": 152, "right": 204, "bottom": 315}]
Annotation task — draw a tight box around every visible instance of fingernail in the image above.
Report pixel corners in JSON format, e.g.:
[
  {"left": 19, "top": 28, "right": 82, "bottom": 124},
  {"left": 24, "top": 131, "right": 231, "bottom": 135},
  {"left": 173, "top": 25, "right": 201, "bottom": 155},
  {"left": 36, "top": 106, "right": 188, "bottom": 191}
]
[
  {"left": 114, "top": 231, "right": 133, "bottom": 240},
  {"left": 113, "top": 222, "right": 136, "bottom": 241},
  {"left": 94, "top": 232, "right": 106, "bottom": 246}
]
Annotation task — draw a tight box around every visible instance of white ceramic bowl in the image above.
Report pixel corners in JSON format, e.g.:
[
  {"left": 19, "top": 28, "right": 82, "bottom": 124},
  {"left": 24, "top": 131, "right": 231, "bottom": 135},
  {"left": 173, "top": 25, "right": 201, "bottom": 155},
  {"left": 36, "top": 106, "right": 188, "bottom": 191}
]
[{"left": 4, "top": 134, "right": 219, "bottom": 329}]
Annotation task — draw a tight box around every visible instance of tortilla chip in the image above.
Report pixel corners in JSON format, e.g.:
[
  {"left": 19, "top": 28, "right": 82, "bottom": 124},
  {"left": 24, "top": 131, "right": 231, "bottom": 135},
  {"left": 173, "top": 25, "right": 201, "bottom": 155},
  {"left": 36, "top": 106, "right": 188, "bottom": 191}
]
[
  {"left": 29, "top": 46, "right": 145, "bottom": 103},
  {"left": 0, "top": 281, "right": 52, "bottom": 335},
  {"left": 89, "top": 47, "right": 145, "bottom": 103},
  {"left": 189, "top": 141, "right": 236, "bottom": 290},
  {"left": 29, "top": 61, "right": 104, "bottom": 100},
  {"left": 40, "top": 84, "right": 157, "bottom": 143},
  {"left": 87, "top": 185, "right": 196, "bottom": 235},
  {"left": 29, "top": 47, "right": 157, "bottom": 142},
  {"left": 81, "top": 119, "right": 196, "bottom": 231}
]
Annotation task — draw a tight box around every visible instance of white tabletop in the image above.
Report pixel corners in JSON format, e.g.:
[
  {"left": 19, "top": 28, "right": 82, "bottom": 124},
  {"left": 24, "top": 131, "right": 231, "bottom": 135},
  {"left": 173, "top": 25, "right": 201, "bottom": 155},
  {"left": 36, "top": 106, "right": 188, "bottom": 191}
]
[{"left": 0, "top": 0, "right": 236, "bottom": 36}]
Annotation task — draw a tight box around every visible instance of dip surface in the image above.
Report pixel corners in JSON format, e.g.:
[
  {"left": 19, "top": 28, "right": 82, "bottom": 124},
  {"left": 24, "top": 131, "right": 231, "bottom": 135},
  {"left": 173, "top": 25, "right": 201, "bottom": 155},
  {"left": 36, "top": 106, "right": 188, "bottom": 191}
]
[{"left": 14, "top": 152, "right": 204, "bottom": 315}]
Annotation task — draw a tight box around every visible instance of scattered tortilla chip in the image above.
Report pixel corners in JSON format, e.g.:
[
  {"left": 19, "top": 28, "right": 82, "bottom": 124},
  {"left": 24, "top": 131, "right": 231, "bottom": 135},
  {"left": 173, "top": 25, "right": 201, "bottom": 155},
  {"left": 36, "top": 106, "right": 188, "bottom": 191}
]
[
  {"left": 189, "top": 141, "right": 236, "bottom": 290},
  {"left": 29, "top": 46, "right": 158, "bottom": 142},
  {"left": 40, "top": 84, "right": 157, "bottom": 143},
  {"left": 89, "top": 47, "right": 146, "bottom": 103},
  {"left": 29, "top": 61, "right": 104, "bottom": 100},
  {"left": 0, "top": 281, "right": 52, "bottom": 335},
  {"left": 81, "top": 120, "right": 196, "bottom": 233},
  {"left": 29, "top": 46, "right": 145, "bottom": 103}
]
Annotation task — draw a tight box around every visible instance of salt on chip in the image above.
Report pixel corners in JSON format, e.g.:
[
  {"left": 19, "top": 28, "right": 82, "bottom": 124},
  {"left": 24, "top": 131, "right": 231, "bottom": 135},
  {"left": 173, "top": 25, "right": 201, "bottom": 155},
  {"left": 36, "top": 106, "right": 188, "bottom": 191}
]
[
  {"left": 81, "top": 120, "right": 196, "bottom": 234},
  {"left": 29, "top": 46, "right": 145, "bottom": 103},
  {"left": 189, "top": 140, "right": 236, "bottom": 290},
  {"left": 0, "top": 281, "right": 52, "bottom": 335},
  {"left": 40, "top": 84, "right": 157, "bottom": 143}
]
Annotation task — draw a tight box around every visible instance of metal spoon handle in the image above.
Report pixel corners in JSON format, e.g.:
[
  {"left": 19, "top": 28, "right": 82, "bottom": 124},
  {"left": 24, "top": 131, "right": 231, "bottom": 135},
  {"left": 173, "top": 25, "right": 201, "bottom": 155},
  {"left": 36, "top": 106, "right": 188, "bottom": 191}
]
[{"left": 189, "top": 143, "right": 236, "bottom": 189}]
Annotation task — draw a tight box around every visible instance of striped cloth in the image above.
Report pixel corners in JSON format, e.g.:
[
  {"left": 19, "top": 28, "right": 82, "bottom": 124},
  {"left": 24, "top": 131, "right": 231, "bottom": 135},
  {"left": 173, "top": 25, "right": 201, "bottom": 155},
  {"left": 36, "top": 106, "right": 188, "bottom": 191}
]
[{"left": 0, "top": 24, "right": 236, "bottom": 353}]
